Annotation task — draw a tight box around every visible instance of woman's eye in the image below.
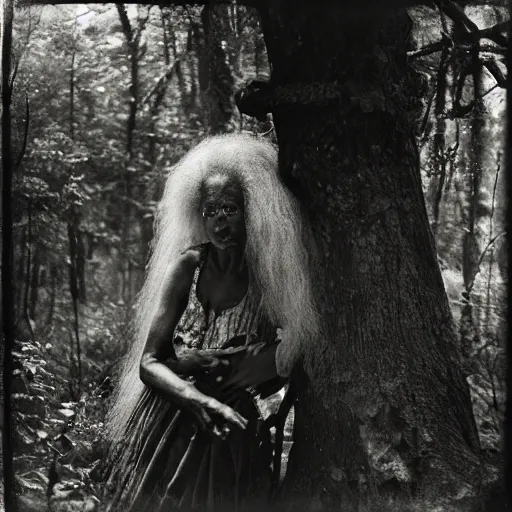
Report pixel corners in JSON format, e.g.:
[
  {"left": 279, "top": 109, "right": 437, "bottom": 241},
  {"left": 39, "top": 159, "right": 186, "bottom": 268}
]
[
  {"left": 202, "top": 207, "right": 217, "bottom": 218},
  {"left": 223, "top": 205, "right": 239, "bottom": 216}
]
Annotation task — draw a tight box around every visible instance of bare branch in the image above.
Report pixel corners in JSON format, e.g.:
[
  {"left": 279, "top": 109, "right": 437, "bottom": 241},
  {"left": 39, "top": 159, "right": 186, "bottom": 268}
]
[
  {"left": 134, "top": 5, "right": 153, "bottom": 44},
  {"left": 408, "top": 17, "right": 508, "bottom": 61},
  {"left": 467, "top": 231, "right": 507, "bottom": 293},
  {"left": 482, "top": 57, "right": 507, "bottom": 87},
  {"left": 477, "top": 232, "right": 506, "bottom": 273},
  {"left": 407, "top": 33, "right": 452, "bottom": 60},
  {"left": 9, "top": 53, "right": 22, "bottom": 96},
  {"left": 437, "top": 1, "right": 509, "bottom": 47},
  {"left": 446, "top": 83, "right": 499, "bottom": 118},
  {"left": 479, "top": 20, "right": 509, "bottom": 43},
  {"left": 479, "top": 43, "right": 507, "bottom": 56},
  {"left": 141, "top": 58, "right": 182, "bottom": 107}
]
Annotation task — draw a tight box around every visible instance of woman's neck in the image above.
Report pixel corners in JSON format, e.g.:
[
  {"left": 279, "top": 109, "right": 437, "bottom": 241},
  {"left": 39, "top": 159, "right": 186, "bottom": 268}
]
[{"left": 207, "top": 243, "right": 246, "bottom": 275}]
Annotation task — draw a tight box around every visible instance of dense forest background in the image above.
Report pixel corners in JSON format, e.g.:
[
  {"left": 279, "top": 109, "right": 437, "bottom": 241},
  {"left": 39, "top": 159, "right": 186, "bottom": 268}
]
[{"left": 1, "top": 1, "right": 508, "bottom": 510}]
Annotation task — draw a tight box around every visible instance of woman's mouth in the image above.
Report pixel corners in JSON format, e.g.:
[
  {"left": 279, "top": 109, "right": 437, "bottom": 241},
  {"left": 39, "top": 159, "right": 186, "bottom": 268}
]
[{"left": 214, "top": 226, "right": 231, "bottom": 240}]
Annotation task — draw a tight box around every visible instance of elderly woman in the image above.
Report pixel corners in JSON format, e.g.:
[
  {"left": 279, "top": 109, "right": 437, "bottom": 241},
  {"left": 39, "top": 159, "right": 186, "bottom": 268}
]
[{"left": 105, "top": 134, "right": 318, "bottom": 512}]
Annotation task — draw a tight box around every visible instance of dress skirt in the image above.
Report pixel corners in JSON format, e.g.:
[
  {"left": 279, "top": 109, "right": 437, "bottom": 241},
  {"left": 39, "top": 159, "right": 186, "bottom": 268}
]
[{"left": 105, "top": 382, "right": 272, "bottom": 512}]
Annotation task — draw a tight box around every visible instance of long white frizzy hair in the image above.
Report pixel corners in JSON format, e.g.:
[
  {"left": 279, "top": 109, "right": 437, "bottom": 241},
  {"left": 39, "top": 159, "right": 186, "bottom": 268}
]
[{"left": 107, "top": 133, "right": 319, "bottom": 440}]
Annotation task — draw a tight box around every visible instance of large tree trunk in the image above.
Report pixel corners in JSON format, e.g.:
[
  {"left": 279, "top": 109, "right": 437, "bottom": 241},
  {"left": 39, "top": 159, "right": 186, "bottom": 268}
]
[{"left": 256, "top": 4, "right": 481, "bottom": 509}]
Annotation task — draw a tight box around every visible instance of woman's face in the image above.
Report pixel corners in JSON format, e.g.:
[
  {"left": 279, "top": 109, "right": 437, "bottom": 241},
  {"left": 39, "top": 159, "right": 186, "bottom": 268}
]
[{"left": 201, "top": 175, "right": 246, "bottom": 250}]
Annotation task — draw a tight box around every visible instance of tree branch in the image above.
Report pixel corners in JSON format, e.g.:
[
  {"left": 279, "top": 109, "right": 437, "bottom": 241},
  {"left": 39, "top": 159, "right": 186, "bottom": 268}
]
[
  {"left": 116, "top": 3, "right": 134, "bottom": 43},
  {"left": 141, "top": 58, "right": 182, "bottom": 107},
  {"left": 476, "top": 232, "right": 506, "bottom": 276},
  {"left": 407, "top": 18, "right": 508, "bottom": 61},
  {"left": 446, "top": 83, "right": 499, "bottom": 118},
  {"left": 431, "top": 3, "right": 509, "bottom": 89},
  {"left": 479, "top": 20, "right": 509, "bottom": 43},
  {"left": 437, "top": 1, "right": 508, "bottom": 47},
  {"left": 134, "top": 5, "right": 153, "bottom": 45},
  {"left": 407, "top": 32, "right": 453, "bottom": 60},
  {"left": 481, "top": 56, "right": 507, "bottom": 87},
  {"left": 25, "top": 0, "right": 265, "bottom": 8}
]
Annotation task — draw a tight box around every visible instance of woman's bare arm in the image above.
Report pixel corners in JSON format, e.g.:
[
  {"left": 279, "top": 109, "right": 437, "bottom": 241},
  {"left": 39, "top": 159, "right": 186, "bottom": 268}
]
[{"left": 139, "top": 248, "right": 247, "bottom": 434}]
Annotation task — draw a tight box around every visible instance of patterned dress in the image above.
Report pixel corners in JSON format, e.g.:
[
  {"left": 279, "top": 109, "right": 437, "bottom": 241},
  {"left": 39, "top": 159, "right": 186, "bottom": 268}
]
[{"left": 105, "top": 244, "right": 278, "bottom": 512}]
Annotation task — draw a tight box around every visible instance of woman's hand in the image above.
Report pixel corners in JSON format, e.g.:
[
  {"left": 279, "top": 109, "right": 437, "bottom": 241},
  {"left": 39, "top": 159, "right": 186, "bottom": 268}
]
[
  {"left": 189, "top": 393, "right": 248, "bottom": 440},
  {"left": 165, "top": 352, "right": 227, "bottom": 376},
  {"left": 245, "top": 341, "right": 268, "bottom": 356}
]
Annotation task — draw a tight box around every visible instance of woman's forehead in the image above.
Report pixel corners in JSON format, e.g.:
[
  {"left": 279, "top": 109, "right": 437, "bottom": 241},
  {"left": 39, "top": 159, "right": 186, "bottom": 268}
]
[{"left": 202, "top": 174, "right": 243, "bottom": 202}]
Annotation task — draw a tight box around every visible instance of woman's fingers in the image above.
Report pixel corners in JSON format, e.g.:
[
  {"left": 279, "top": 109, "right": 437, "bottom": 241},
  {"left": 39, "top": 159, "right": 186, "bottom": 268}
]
[
  {"left": 247, "top": 342, "right": 266, "bottom": 356},
  {"left": 220, "top": 406, "right": 248, "bottom": 430},
  {"left": 212, "top": 425, "right": 224, "bottom": 439},
  {"left": 196, "top": 407, "right": 213, "bottom": 431},
  {"left": 207, "top": 399, "right": 247, "bottom": 430},
  {"left": 196, "top": 407, "right": 226, "bottom": 439}
]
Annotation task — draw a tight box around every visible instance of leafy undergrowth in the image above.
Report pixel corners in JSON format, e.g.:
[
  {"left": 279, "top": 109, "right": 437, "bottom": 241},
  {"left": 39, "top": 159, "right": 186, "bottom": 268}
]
[{"left": 12, "top": 339, "right": 109, "bottom": 512}]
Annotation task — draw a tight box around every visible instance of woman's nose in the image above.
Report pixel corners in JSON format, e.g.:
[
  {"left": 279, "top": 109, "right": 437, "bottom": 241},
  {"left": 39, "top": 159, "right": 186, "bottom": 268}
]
[
  {"left": 214, "top": 223, "right": 230, "bottom": 234},
  {"left": 213, "top": 211, "right": 228, "bottom": 224}
]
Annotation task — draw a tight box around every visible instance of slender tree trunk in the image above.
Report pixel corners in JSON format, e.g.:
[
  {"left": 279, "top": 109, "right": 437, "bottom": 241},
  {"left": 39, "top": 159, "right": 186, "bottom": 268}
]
[
  {"left": 188, "top": 24, "right": 199, "bottom": 119},
  {"left": 23, "top": 203, "right": 34, "bottom": 338},
  {"left": 76, "top": 230, "right": 86, "bottom": 303},
  {"left": 429, "top": 38, "right": 449, "bottom": 234},
  {"left": 164, "top": 11, "right": 187, "bottom": 110},
  {"left": 254, "top": 30, "right": 265, "bottom": 77},
  {"left": 69, "top": 48, "right": 75, "bottom": 142},
  {"left": 16, "top": 227, "right": 27, "bottom": 325},
  {"left": 29, "top": 242, "right": 40, "bottom": 321},
  {"left": 46, "top": 265, "right": 57, "bottom": 327},
  {"left": 255, "top": 5, "right": 481, "bottom": 508},
  {"left": 228, "top": 3, "right": 241, "bottom": 76},
  {"left": 460, "top": 55, "right": 485, "bottom": 373},
  {"left": 148, "top": 9, "right": 171, "bottom": 167},
  {"left": 198, "top": 4, "right": 235, "bottom": 134},
  {"left": 484, "top": 155, "right": 501, "bottom": 333},
  {"left": 2, "top": 0, "right": 20, "bottom": 506},
  {"left": 67, "top": 218, "right": 82, "bottom": 395},
  {"left": 116, "top": 3, "right": 142, "bottom": 305}
]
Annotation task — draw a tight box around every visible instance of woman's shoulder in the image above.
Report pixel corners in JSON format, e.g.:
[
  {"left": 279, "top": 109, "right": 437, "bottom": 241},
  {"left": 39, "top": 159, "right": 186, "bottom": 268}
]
[
  {"left": 178, "top": 243, "right": 207, "bottom": 270},
  {"left": 161, "top": 246, "right": 203, "bottom": 287},
  {"left": 159, "top": 246, "right": 204, "bottom": 304}
]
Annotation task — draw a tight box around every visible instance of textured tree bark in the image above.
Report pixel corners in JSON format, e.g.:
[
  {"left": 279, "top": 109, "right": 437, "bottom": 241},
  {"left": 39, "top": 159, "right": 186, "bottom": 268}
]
[{"left": 257, "top": 3, "right": 482, "bottom": 509}]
